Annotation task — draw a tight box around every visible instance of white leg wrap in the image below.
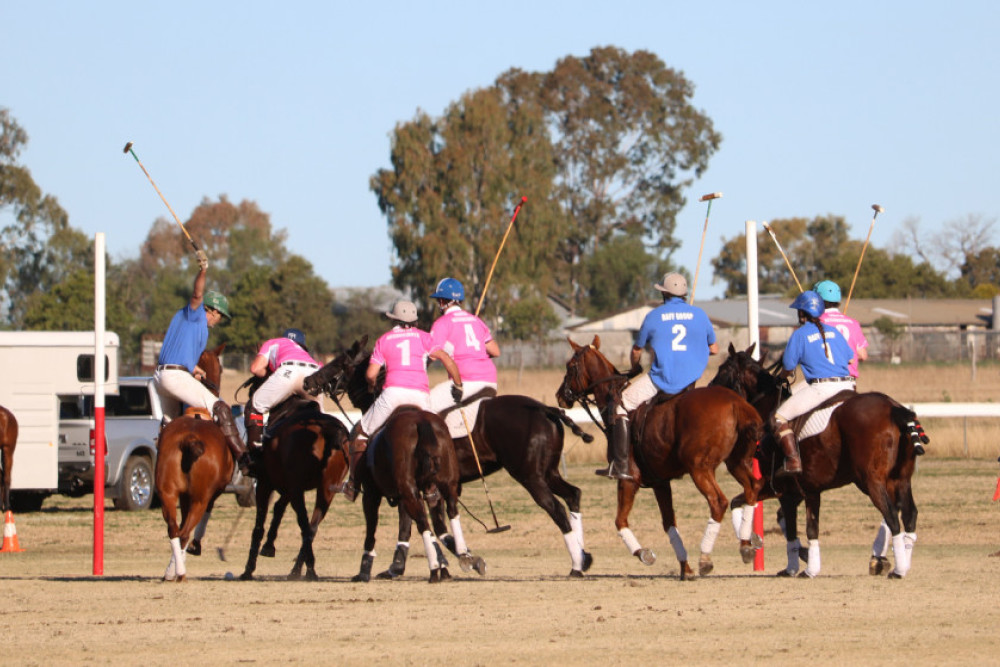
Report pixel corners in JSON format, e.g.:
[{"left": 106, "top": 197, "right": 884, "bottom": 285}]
[
  {"left": 193, "top": 511, "right": 210, "bottom": 541},
  {"left": 891, "top": 532, "right": 913, "bottom": 577},
  {"left": 618, "top": 527, "right": 643, "bottom": 556},
  {"left": 396, "top": 541, "right": 409, "bottom": 549},
  {"left": 730, "top": 506, "right": 743, "bottom": 537},
  {"left": 421, "top": 530, "right": 439, "bottom": 571},
  {"left": 803, "top": 539, "right": 821, "bottom": 577},
  {"left": 449, "top": 516, "right": 469, "bottom": 556},
  {"left": 569, "top": 512, "right": 585, "bottom": 550},
  {"left": 739, "top": 503, "right": 756, "bottom": 542},
  {"left": 872, "top": 520, "right": 890, "bottom": 558},
  {"left": 700, "top": 518, "right": 722, "bottom": 555},
  {"left": 563, "top": 531, "right": 584, "bottom": 571},
  {"left": 667, "top": 526, "right": 688, "bottom": 563},
  {"left": 164, "top": 551, "right": 177, "bottom": 581},
  {"left": 785, "top": 538, "right": 801, "bottom": 574},
  {"left": 169, "top": 536, "right": 186, "bottom": 578}
]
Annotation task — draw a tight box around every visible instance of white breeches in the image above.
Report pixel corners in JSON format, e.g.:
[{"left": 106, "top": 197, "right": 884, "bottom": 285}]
[{"left": 155, "top": 368, "right": 218, "bottom": 420}]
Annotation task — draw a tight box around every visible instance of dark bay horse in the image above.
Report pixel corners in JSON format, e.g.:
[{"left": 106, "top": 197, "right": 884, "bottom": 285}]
[
  {"left": 556, "top": 336, "right": 764, "bottom": 579},
  {"left": 238, "top": 359, "right": 353, "bottom": 582},
  {"left": 0, "top": 406, "right": 18, "bottom": 512},
  {"left": 312, "top": 344, "right": 596, "bottom": 578},
  {"left": 155, "top": 344, "right": 230, "bottom": 582},
  {"left": 710, "top": 343, "right": 919, "bottom": 578}
]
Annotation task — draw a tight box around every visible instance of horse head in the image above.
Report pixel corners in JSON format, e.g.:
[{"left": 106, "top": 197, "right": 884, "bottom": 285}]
[
  {"left": 302, "top": 335, "right": 370, "bottom": 400},
  {"left": 710, "top": 343, "right": 760, "bottom": 399},
  {"left": 556, "top": 335, "right": 625, "bottom": 411},
  {"left": 197, "top": 343, "right": 225, "bottom": 397}
]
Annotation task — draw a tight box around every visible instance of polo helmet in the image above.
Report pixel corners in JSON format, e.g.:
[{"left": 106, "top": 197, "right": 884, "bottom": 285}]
[
  {"left": 813, "top": 280, "right": 842, "bottom": 303},
  {"left": 284, "top": 328, "right": 306, "bottom": 346},
  {"left": 386, "top": 300, "right": 418, "bottom": 323},
  {"left": 790, "top": 290, "right": 825, "bottom": 318},
  {"left": 203, "top": 291, "right": 231, "bottom": 320},
  {"left": 431, "top": 277, "right": 465, "bottom": 302}
]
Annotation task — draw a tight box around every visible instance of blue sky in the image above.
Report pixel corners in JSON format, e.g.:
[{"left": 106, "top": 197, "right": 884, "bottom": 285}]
[{"left": 3, "top": 2, "right": 998, "bottom": 300}]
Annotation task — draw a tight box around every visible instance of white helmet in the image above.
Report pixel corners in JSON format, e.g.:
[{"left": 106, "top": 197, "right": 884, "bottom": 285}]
[
  {"left": 654, "top": 272, "right": 688, "bottom": 297},
  {"left": 385, "top": 300, "right": 418, "bottom": 323}
]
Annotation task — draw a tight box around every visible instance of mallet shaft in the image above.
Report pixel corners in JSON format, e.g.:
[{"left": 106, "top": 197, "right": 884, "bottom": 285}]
[
  {"left": 475, "top": 196, "right": 526, "bottom": 317},
  {"left": 123, "top": 142, "right": 200, "bottom": 252},
  {"left": 762, "top": 222, "right": 804, "bottom": 293},
  {"left": 844, "top": 205, "right": 883, "bottom": 314}
]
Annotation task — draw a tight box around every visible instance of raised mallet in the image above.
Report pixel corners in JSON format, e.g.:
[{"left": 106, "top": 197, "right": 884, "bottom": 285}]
[
  {"left": 476, "top": 196, "right": 526, "bottom": 317},
  {"left": 689, "top": 192, "right": 722, "bottom": 304},
  {"left": 844, "top": 204, "right": 884, "bottom": 314},
  {"left": 762, "top": 222, "right": 804, "bottom": 293},
  {"left": 123, "top": 141, "right": 201, "bottom": 252}
]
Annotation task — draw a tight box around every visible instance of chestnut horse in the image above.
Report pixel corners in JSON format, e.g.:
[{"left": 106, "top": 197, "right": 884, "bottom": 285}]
[
  {"left": 155, "top": 343, "right": 230, "bottom": 582},
  {"left": 309, "top": 344, "right": 595, "bottom": 578},
  {"left": 709, "top": 343, "right": 920, "bottom": 578},
  {"left": 556, "top": 336, "right": 764, "bottom": 579},
  {"left": 0, "top": 406, "right": 18, "bottom": 512}
]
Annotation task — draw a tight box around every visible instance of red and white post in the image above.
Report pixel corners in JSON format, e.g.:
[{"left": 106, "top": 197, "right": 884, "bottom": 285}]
[
  {"left": 93, "top": 233, "right": 106, "bottom": 576},
  {"left": 745, "top": 221, "right": 764, "bottom": 571}
]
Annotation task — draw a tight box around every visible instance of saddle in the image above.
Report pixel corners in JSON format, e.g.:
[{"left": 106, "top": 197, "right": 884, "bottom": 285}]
[
  {"left": 182, "top": 407, "right": 212, "bottom": 420},
  {"left": 629, "top": 384, "right": 692, "bottom": 448},
  {"left": 789, "top": 389, "right": 856, "bottom": 440}
]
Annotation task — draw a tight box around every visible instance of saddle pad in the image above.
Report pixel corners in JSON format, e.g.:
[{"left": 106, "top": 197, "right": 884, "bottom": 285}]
[{"left": 798, "top": 405, "right": 838, "bottom": 440}]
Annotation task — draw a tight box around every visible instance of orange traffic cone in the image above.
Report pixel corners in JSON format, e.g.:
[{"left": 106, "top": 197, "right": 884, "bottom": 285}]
[{"left": 1, "top": 510, "right": 24, "bottom": 552}]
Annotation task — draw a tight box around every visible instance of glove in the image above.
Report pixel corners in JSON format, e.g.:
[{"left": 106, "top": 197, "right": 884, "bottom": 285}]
[
  {"left": 196, "top": 250, "right": 209, "bottom": 270},
  {"left": 451, "top": 383, "right": 464, "bottom": 404}
]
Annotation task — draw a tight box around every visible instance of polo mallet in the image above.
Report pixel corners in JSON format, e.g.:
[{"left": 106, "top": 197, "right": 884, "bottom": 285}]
[
  {"left": 475, "top": 196, "right": 526, "bottom": 317},
  {"left": 762, "top": 222, "right": 804, "bottom": 293},
  {"left": 216, "top": 506, "right": 246, "bottom": 562},
  {"left": 844, "top": 204, "right": 884, "bottom": 314},
  {"left": 689, "top": 192, "right": 722, "bottom": 303},
  {"left": 457, "top": 406, "right": 510, "bottom": 533},
  {"left": 123, "top": 141, "right": 201, "bottom": 253}
]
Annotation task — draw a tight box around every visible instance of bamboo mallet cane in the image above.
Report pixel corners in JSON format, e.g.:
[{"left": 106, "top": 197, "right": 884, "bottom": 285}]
[
  {"left": 762, "top": 222, "right": 805, "bottom": 293},
  {"left": 844, "top": 204, "right": 884, "bottom": 315},
  {"left": 123, "top": 142, "right": 201, "bottom": 253},
  {"left": 689, "top": 192, "right": 722, "bottom": 304}
]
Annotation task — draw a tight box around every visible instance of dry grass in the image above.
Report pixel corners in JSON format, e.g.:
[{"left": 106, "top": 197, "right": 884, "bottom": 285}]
[{"left": 223, "top": 359, "right": 1000, "bottom": 461}]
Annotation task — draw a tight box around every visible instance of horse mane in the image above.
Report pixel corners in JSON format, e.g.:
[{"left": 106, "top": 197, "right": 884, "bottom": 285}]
[{"left": 345, "top": 352, "right": 382, "bottom": 413}]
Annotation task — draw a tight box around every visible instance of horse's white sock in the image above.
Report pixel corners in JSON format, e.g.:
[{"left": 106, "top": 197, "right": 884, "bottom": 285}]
[
  {"left": 449, "top": 516, "right": 469, "bottom": 555},
  {"left": 785, "top": 538, "right": 801, "bottom": 574},
  {"left": 730, "top": 505, "right": 743, "bottom": 537},
  {"left": 169, "top": 536, "right": 186, "bottom": 578},
  {"left": 421, "top": 530, "right": 439, "bottom": 571},
  {"left": 667, "top": 526, "right": 688, "bottom": 563},
  {"left": 872, "top": 520, "right": 890, "bottom": 557},
  {"left": 563, "top": 531, "right": 584, "bottom": 571},
  {"left": 739, "top": 503, "right": 756, "bottom": 542},
  {"left": 700, "top": 518, "right": 722, "bottom": 555},
  {"left": 618, "top": 527, "right": 643, "bottom": 555},
  {"left": 193, "top": 512, "right": 210, "bottom": 541},
  {"left": 803, "top": 539, "right": 821, "bottom": 577},
  {"left": 569, "top": 511, "right": 585, "bottom": 550}
]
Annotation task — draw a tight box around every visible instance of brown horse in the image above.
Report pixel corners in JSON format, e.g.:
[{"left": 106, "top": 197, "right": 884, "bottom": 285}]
[
  {"left": 556, "top": 335, "right": 764, "bottom": 579},
  {"left": 312, "top": 344, "right": 594, "bottom": 578},
  {"left": 155, "top": 343, "right": 230, "bottom": 582},
  {"left": 710, "top": 343, "right": 919, "bottom": 578},
  {"left": 346, "top": 406, "right": 475, "bottom": 583},
  {"left": 0, "top": 406, "right": 18, "bottom": 512},
  {"left": 237, "top": 344, "right": 358, "bottom": 582}
]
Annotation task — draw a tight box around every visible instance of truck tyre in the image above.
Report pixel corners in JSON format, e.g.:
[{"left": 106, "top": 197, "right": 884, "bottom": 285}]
[
  {"left": 10, "top": 491, "right": 47, "bottom": 512},
  {"left": 113, "top": 455, "right": 154, "bottom": 511}
]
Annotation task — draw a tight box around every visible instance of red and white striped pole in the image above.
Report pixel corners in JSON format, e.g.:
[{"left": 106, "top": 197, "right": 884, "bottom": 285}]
[
  {"left": 93, "top": 233, "right": 106, "bottom": 576},
  {"left": 745, "top": 221, "right": 764, "bottom": 571}
]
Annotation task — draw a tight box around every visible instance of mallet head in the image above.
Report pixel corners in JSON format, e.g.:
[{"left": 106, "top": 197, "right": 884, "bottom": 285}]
[
  {"left": 123, "top": 141, "right": 133, "bottom": 154},
  {"left": 872, "top": 204, "right": 884, "bottom": 214},
  {"left": 699, "top": 192, "right": 723, "bottom": 202}
]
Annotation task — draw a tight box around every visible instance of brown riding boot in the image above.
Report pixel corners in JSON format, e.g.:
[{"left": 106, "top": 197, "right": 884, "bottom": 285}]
[
  {"left": 595, "top": 418, "right": 634, "bottom": 481},
  {"left": 213, "top": 401, "right": 252, "bottom": 477},
  {"left": 339, "top": 438, "right": 367, "bottom": 502},
  {"left": 776, "top": 429, "right": 802, "bottom": 477}
]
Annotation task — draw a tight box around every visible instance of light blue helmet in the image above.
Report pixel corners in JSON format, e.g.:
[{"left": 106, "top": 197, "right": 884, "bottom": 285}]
[
  {"left": 431, "top": 277, "right": 465, "bottom": 302},
  {"left": 790, "top": 291, "right": 825, "bottom": 318},
  {"left": 813, "top": 280, "right": 842, "bottom": 304}
]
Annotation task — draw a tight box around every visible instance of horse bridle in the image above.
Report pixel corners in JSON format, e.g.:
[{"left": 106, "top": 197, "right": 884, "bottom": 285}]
[{"left": 562, "top": 346, "right": 633, "bottom": 434}]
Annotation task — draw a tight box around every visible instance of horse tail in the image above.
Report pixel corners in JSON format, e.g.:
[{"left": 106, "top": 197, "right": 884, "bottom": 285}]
[
  {"left": 415, "top": 418, "right": 441, "bottom": 481},
  {"left": 889, "top": 401, "right": 919, "bottom": 459},
  {"left": 545, "top": 406, "right": 595, "bottom": 444},
  {"left": 178, "top": 434, "right": 206, "bottom": 473}
]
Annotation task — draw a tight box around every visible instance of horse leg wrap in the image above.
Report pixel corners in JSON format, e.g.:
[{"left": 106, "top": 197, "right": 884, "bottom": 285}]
[
  {"left": 421, "top": 530, "right": 440, "bottom": 571},
  {"left": 389, "top": 543, "right": 409, "bottom": 576},
  {"left": 700, "top": 518, "right": 722, "bottom": 555},
  {"left": 569, "top": 511, "right": 585, "bottom": 550},
  {"left": 355, "top": 551, "right": 375, "bottom": 582},
  {"left": 563, "top": 531, "right": 584, "bottom": 571},
  {"left": 785, "top": 538, "right": 801, "bottom": 575},
  {"left": 803, "top": 539, "right": 821, "bottom": 577},
  {"left": 619, "top": 527, "right": 642, "bottom": 555},
  {"left": 449, "top": 516, "right": 469, "bottom": 556},
  {"left": 891, "top": 532, "right": 915, "bottom": 577},
  {"left": 738, "top": 504, "right": 755, "bottom": 542},
  {"left": 169, "top": 536, "right": 186, "bottom": 579},
  {"left": 730, "top": 505, "right": 744, "bottom": 538},
  {"left": 872, "top": 520, "right": 890, "bottom": 558},
  {"left": 667, "top": 526, "right": 688, "bottom": 564}
]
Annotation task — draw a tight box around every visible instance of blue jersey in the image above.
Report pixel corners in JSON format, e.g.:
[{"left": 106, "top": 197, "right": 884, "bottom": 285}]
[
  {"left": 782, "top": 321, "right": 853, "bottom": 380},
  {"left": 635, "top": 298, "right": 716, "bottom": 393},
  {"left": 158, "top": 304, "right": 209, "bottom": 372}
]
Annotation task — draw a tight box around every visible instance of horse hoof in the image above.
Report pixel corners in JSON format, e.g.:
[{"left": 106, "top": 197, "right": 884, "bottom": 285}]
[
  {"left": 376, "top": 569, "right": 401, "bottom": 580},
  {"left": 239, "top": 572, "right": 254, "bottom": 581},
  {"left": 740, "top": 543, "right": 756, "bottom": 564},
  {"left": 428, "top": 570, "right": 441, "bottom": 584},
  {"left": 305, "top": 569, "right": 319, "bottom": 582},
  {"left": 775, "top": 569, "right": 795, "bottom": 578},
  {"left": 287, "top": 571, "right": 302, "bottom": 581},
  {"left": 569, "top": 569, "right": 584, "bottom": 578},
  {"left": 636, "top": 548, "right": 656, "bottom": 566},
  {"left": 869, "top": 556, "right": 890, "bottom": 576},
  {"left": 472, "top": 557, "right": 487, "bottom": 577},
  {"left": 186, "top": 539, "right": 201, "bottom": 556},
  {"left": 887, "top": 571, "right": 904, "bottom": 580},
  {"left": 679, "top": 562, "right": 695, "bottom": 581},
  {"left": 259, "top": 544, "right": 276, "bottom": 558},
  {"left": 439, "top": 567, "right": 452, "bottom": 581},
  {"left": 351, "top": 572, "right": 371, "bottom": 583},
  {"left": 750, "top": 532, "right": 763, "bottom": 549},
  {"left": 698, "top": 557, "right": 714, "bottom": 577},
  {"left": 458, "top": 553, "right": 474, "bottom": 572},
  {"left": 582, "top": 551, "right": 594, "bottom": 572},
  {"left": 797, "top": 570, "right": 814, "bottom": 579},
  {"left": 175, "top": 574, "right": 186, "bottom": 583}
]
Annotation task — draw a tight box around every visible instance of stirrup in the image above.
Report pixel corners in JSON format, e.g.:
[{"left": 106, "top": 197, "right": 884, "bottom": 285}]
[
  {"left": 594, "top": 463, "right": 633, "bottom": 481},
  {"left": 339, "top": 481, "right": 358, "bottom": 502}
]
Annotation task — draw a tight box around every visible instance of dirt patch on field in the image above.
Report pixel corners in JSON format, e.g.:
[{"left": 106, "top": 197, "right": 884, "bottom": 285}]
[{"left": 2, "top": 460, "right": 999, "bottom": 665}]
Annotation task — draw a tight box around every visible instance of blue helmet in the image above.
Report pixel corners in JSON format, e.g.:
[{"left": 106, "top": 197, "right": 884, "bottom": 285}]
[
  {"left": 431, "top": 277, "right": 465, "bottom": 302},
  {"left": 284, "top": 328, "right": 306, "bottom": 346},
  {"left": 813, "top": 280, "right": 842, "bottom": 303},
  {"left": 790, "top": 291, "right": 825, "bottom": 318}
]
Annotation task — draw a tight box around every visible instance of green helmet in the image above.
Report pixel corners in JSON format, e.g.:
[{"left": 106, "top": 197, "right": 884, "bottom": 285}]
[{"left": 203, "top": 291, "right": 231, "bottom": 320}]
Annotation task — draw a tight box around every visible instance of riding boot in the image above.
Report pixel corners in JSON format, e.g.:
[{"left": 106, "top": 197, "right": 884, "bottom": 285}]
[
  {"left": 245, "top": 411, "right": 265, "bottom": 471},
  {"left": 212, "top": 401, "right": 252, "bottom": 477},
  {"left": 595, "top": 418, "right": 633, "bottom": 481},
  {"left": 339, "top": 438, "right": 367, "bottom": 502},
  {"left": 776, "top": 429, "right": 802, "bottom": 477}
]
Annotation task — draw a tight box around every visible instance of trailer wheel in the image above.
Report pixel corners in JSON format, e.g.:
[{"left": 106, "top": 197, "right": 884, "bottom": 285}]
[{"left": 113, "top": 455, "right": 154, "bottom": 511}]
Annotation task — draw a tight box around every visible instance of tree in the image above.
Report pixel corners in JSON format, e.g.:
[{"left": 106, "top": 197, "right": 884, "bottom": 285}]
[{"left": 0, "top": 108, "right": 92, "bottom": 326}]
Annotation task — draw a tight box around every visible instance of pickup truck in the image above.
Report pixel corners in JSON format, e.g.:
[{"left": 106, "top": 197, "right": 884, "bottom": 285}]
[{"left": 55, "top": 376, "right": 254, "bottom": 511}]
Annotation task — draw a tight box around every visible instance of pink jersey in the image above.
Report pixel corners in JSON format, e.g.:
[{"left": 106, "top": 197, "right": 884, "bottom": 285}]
[
  {"left": 256, "top": 337, "right": 318, "bottom": 372},
  {"left": 430, "top": 306, "right": 497, "bottom": 383},
  {"left": 370, "top": 326, "right": 438, "bottom": 391},
  {"left": 819, "top": 309, "right": 868, "bottom": 377}
]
